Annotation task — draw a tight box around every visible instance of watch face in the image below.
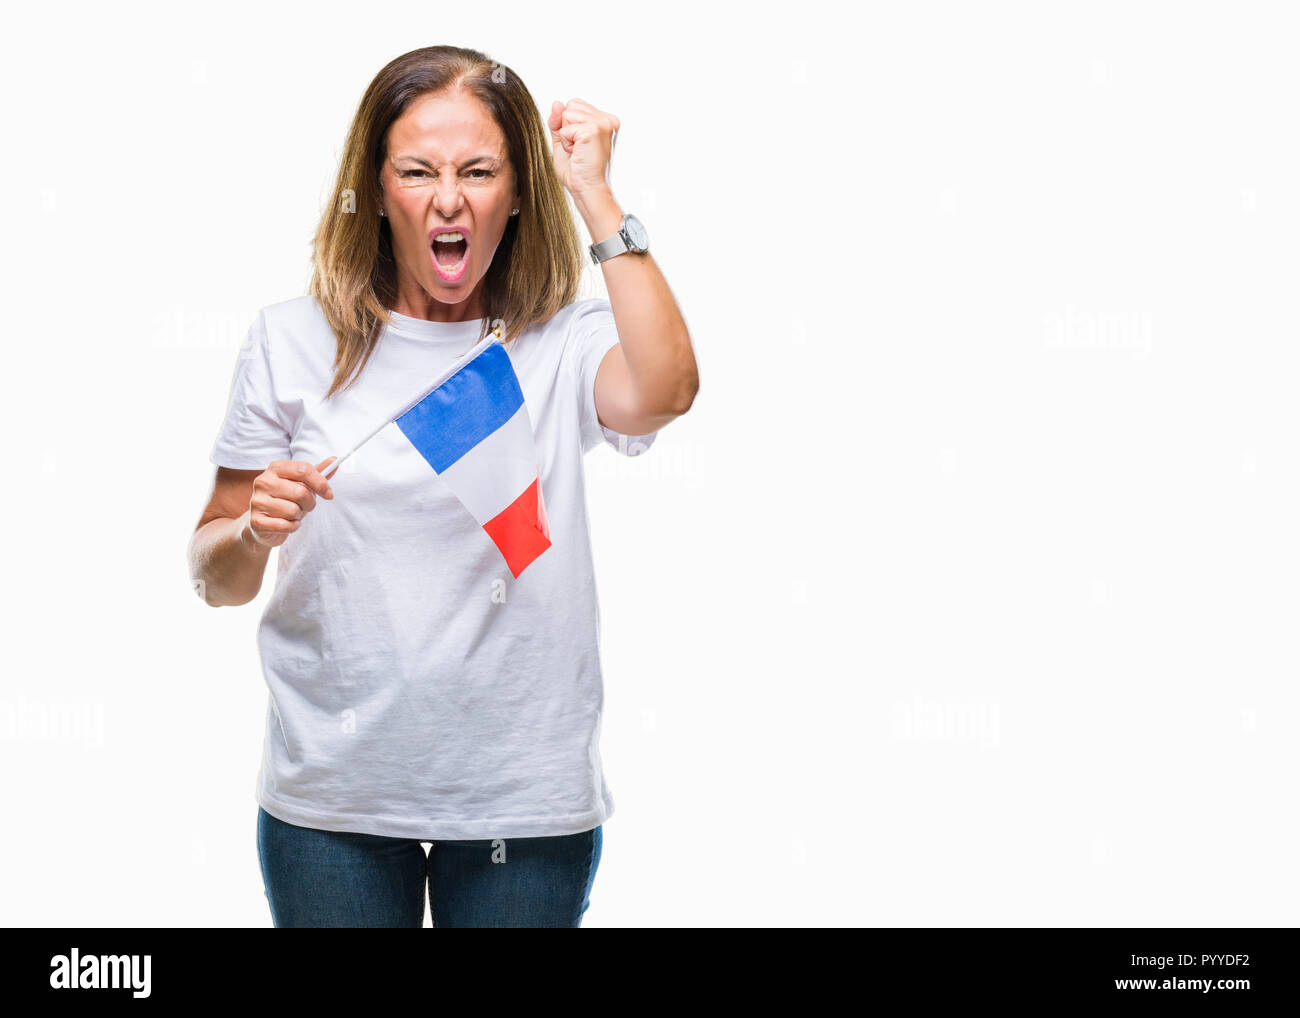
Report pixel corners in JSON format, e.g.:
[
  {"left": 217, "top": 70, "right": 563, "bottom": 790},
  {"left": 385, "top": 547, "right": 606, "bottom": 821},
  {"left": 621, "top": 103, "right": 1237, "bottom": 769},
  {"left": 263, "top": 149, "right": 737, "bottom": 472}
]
[{"left": 623, "top": 215, "right": 649, "bottom": 251}]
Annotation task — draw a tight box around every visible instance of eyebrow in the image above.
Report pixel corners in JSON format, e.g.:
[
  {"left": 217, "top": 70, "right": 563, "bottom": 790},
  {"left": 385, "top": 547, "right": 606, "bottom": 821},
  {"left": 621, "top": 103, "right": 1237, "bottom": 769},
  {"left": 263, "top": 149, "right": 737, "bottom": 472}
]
[{"left": 394, "top": 153, "right": 501, "bottom": 169}]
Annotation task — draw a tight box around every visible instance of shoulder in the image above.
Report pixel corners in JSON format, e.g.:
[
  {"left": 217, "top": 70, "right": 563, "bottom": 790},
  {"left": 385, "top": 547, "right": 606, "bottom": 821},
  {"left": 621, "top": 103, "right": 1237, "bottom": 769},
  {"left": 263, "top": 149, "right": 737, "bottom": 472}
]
[
  {"left": 560, "top": 298, "right": 620, "bottom": 368},
  {"left": 256, "top": 295, "right": 337, "bottom": 362},
  {"left": 260, "top": 294, "right": 331, "bottom": 339},
  {"left": 561, "top": 296, "right": 613, "bottom": 332},
  {"left": 547, "top": 298, "right": 618, "bottom": 367},
  {"left": 509, "top": 298, "right": 613, "bottom": 376},
  {"left": 527, "top": 297, "right": 613, "bottom": 343}
]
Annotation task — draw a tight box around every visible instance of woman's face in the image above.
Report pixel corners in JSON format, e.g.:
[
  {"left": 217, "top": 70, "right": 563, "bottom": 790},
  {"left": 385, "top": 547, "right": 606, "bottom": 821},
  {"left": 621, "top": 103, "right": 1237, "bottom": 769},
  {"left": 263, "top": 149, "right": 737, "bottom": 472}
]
[{"left": 379, "top": 89, "right": 521, "bottom": 322}]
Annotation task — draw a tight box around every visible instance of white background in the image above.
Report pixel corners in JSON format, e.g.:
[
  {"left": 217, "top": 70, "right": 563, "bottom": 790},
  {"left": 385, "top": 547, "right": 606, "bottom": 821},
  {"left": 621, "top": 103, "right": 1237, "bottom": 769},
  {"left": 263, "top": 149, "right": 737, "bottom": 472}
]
[{"left": 1, "top": 1, "right": 1295, "bottom": 927}]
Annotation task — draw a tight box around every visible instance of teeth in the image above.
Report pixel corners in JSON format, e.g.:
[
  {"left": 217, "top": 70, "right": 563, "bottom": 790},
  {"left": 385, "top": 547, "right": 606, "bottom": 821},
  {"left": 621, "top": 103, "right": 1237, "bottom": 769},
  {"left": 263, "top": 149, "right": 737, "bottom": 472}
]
[{"left": 432, "top": 231, "right": 467, "bottom": 274}]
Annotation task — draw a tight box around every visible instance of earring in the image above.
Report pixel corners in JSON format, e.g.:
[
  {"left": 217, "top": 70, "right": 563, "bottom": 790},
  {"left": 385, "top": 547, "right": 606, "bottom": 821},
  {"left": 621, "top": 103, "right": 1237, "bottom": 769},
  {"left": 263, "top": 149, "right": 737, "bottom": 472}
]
[
  {"left": 510, "top": 209, "right": 518, "bottom": 215},
  {"left": 378, "top": 208, "right": 386, "bottom": 217}
]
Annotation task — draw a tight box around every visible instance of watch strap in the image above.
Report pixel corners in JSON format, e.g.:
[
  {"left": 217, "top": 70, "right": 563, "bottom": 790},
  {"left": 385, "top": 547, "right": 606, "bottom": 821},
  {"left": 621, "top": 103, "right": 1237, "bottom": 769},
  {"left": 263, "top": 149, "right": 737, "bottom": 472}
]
[{"left": 589, "top": 229, "right": 630, "bottom": 263}]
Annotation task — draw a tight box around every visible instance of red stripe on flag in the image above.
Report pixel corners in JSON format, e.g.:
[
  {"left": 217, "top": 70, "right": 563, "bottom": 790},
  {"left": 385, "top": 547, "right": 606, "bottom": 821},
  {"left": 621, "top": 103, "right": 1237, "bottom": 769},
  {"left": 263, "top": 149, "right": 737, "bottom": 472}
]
[{"left": 482, "top": 473, "right": 552, "bottom": 578}]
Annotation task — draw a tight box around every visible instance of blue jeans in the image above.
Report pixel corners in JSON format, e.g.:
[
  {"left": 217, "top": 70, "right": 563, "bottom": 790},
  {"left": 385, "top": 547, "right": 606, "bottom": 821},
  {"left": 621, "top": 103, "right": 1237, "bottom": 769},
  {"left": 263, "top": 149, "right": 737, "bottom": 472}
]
[{"left": 256, "top": 806, "right": 602, "bottom": 927}]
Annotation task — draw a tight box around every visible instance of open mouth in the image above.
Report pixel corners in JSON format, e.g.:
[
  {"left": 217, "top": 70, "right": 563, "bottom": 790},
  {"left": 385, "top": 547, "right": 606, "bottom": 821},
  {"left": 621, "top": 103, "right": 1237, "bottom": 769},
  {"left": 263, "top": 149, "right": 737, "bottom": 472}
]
[{"left": 430, "top": 229, "right": 470, "bottom": 276}]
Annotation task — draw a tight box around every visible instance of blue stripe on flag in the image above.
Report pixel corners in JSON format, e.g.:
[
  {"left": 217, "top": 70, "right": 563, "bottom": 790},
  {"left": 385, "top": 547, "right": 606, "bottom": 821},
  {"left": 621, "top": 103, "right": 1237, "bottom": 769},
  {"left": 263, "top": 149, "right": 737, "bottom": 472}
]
[{"left": 394, "top": 341, "right": 524, "bottom": 473}]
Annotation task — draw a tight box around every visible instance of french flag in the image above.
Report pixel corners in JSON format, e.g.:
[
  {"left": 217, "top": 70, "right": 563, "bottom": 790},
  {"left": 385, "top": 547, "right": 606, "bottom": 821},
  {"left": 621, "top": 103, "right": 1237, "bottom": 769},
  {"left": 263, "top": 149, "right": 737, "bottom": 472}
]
[{"left": 330, "top": 330, "right": 551, "bottom": 577}]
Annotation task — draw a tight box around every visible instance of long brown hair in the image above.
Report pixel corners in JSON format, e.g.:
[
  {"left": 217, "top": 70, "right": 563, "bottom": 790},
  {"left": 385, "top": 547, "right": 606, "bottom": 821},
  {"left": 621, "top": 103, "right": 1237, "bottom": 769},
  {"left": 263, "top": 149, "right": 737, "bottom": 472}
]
[{"left": 308, "top": 45, "right": 584, "bottom": 399}]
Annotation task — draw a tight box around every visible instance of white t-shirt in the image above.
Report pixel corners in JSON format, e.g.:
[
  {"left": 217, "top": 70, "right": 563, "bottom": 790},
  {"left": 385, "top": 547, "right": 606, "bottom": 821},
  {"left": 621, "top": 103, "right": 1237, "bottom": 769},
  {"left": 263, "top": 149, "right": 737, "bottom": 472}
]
[{"left": 209, "top": 294, "right": 657, "bottom": 839}]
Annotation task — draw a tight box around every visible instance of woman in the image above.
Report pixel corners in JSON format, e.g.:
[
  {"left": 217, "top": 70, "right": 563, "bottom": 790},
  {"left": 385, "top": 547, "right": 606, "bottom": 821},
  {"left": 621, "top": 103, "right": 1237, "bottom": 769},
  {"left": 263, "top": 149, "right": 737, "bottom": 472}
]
[{"left": 187, "top": 45, "right": 698, "bottom": 928}]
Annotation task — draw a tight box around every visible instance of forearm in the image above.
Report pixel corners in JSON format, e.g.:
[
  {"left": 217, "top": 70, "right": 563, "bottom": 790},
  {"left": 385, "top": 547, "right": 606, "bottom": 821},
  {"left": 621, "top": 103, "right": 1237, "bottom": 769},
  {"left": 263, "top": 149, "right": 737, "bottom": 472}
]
[
  {"left": 188, "top": 510, "right": 272, "bottom": 607},
  {"left": 573, "top": 188, "right": 699, "bottom": 416}
]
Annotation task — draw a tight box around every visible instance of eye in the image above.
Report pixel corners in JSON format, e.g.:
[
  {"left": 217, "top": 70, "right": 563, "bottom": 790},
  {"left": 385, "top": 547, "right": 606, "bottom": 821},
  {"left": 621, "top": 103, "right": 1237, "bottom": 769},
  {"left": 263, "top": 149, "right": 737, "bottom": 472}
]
[{"left": 398, "top": 168, "right": 491, "bottom": 179}]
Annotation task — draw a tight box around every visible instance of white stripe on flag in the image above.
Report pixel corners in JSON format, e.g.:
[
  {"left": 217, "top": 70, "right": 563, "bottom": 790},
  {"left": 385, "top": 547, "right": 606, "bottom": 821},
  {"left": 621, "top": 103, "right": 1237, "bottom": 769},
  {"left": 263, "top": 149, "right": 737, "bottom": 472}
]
[{"left": 434, "top": 402, "right": 540, "bottom": 525}]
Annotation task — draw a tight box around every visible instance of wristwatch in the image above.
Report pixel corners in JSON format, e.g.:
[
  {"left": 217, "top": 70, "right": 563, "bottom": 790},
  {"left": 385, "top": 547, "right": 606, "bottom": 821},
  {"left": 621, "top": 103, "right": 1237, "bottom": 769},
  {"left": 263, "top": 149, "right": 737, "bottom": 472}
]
[{"left": 589, "top": 213, "right": 649, "bottom": 264}]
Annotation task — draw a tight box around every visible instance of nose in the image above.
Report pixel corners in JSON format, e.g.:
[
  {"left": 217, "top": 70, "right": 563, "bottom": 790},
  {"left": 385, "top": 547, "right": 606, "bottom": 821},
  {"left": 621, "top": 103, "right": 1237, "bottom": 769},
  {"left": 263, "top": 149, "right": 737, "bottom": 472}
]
[{"left": 431, "top": 174, "right": 465, "bottom": 217}]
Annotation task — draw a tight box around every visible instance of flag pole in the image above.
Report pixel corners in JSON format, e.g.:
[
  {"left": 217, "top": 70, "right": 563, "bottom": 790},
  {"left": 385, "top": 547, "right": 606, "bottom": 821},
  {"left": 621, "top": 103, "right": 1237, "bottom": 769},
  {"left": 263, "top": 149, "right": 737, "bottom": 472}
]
[{"left": 321, "top": 325, "right": 502, "bottom": 479}]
